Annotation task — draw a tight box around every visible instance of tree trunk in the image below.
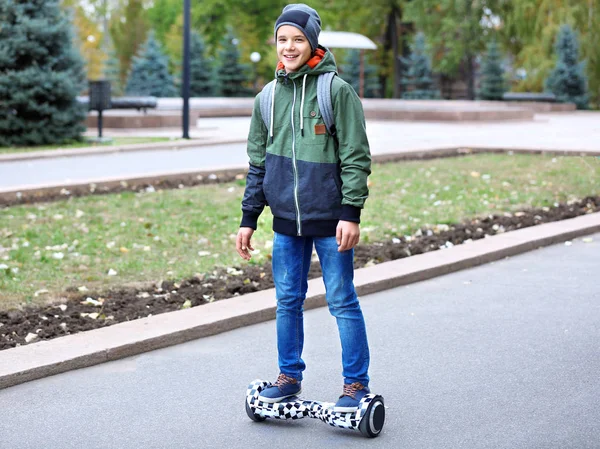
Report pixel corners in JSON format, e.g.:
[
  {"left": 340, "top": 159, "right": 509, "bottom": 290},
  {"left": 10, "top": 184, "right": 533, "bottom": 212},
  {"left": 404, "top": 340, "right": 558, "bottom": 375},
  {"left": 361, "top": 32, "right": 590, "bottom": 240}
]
[
  {"left": 464, "top": 0, "right": 475, "bottom": 100},
  {"left": 466, "top": 53, "right": 475, "bottom": 100},
  {"left": 388, "top": 6, "right": 400, "bottom": 98}
]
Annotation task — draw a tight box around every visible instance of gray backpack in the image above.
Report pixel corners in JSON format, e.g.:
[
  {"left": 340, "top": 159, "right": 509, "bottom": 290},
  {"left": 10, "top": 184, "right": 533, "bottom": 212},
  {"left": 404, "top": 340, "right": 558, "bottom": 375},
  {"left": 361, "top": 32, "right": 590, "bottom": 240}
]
[{"left": 259, "top": 72, "right": 337, "bottom": 139}]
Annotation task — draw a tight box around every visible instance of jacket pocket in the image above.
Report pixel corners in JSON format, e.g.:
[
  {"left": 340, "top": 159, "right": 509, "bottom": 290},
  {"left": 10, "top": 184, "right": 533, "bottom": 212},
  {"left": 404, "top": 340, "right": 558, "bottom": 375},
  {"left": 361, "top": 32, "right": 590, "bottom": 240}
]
[{"left": 301, "top": 111, "right": 329, "bottom": 147}]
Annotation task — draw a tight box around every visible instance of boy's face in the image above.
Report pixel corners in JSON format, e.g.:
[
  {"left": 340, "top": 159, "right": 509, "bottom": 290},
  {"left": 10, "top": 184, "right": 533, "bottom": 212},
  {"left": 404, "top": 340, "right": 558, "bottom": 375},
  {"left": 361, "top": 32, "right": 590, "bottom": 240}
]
[{"left": 276, "top": 25, "right": 313, "bottom": 73}]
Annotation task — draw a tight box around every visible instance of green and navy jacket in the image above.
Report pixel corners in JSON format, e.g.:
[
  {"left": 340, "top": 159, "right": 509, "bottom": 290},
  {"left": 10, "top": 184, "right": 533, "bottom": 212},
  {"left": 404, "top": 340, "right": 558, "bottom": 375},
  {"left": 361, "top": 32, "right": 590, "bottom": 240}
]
[{"left": 241, "top": 47, "right": 371, "bottom": 237}]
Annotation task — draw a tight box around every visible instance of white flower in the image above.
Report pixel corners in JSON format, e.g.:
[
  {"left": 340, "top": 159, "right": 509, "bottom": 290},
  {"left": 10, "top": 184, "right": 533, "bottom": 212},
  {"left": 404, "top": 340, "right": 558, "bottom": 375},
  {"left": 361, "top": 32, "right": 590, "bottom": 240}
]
[
  {"left": 52, "top": 252, "right": 64, "bottom": 260},
  {"left": 107, "top": 268, "right": 118, "bottom": 276}
]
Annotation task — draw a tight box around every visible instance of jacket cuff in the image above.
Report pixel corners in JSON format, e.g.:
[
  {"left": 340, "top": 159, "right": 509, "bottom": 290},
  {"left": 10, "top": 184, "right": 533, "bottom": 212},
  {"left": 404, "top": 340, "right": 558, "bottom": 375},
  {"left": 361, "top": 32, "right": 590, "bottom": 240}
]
[
  {"left": 240, "top": 211, "right": 260, "bottom": 229},
  {"left": 340, "top": 205, "right": 361, "bottom": 223}
]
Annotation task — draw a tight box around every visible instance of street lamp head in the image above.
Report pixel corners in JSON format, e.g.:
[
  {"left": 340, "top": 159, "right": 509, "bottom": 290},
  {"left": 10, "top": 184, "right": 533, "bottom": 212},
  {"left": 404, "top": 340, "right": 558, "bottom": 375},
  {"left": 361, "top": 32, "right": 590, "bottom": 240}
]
[{"left": 250, "top": 52, "right": 262, "bottom": 63}]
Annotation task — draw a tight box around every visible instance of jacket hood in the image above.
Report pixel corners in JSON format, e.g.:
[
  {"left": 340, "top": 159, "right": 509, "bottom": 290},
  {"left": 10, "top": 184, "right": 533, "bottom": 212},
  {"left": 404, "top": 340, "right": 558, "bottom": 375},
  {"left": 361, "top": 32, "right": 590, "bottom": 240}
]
[{"left": 275, "top": 45, "right": 338, "bottom": 80}]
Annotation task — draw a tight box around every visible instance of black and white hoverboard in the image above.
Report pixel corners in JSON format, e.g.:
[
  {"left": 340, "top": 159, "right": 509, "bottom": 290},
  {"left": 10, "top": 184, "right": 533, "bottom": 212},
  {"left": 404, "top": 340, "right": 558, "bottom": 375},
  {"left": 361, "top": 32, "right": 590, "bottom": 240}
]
[{"left": 245, "top": 380, "right": 385, "bottom": 438}]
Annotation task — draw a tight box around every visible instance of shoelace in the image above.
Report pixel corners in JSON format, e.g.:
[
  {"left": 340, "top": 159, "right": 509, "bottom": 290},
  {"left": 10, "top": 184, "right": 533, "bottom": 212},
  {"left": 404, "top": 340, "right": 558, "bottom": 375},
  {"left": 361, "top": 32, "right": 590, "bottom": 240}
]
[
  {"left": 341, "top": 382, "right": 365, "bottom": 399},
  {"left": 274, "top": 373, "right": 296, "bottom": 388}
]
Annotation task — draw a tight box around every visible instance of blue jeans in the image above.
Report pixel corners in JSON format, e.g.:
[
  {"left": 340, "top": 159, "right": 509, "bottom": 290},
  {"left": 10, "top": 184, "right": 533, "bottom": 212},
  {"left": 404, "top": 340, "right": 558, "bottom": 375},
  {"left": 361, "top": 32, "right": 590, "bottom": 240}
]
[{"left": 272, "top": 232, "right": 370, "bottom": 386}]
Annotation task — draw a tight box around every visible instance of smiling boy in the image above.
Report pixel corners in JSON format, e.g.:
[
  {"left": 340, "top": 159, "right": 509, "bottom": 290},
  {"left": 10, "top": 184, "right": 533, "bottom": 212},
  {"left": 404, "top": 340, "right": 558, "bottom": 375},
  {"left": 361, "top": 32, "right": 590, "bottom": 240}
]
[{"left": 236, "top": 3, "right": 373, "bottom": 412}]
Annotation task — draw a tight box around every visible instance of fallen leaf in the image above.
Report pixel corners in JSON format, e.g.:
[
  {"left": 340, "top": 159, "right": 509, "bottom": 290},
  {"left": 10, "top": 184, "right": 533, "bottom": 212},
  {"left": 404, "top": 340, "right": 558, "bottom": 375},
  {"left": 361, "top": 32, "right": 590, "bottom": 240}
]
[
  {"left": 25, "top": 333, "right": 39, "bottom": 343},
  {"left": 81, "top": 297, "right": 103, "bottom": 307}
]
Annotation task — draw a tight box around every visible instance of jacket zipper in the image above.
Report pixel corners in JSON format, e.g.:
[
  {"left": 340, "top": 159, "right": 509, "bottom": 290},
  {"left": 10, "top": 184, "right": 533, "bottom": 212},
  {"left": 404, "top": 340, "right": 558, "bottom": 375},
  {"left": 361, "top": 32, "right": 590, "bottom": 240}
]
[{"left": 290, "top": 80, "right": 302, "bottom": 236}]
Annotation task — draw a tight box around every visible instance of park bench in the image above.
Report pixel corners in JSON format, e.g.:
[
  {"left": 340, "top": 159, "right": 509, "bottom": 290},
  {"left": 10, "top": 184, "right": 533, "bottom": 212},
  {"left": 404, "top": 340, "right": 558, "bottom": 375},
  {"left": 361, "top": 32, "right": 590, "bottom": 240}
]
[
  {"left": 77, "top": 96, "right": 158, "bottom": 113},
  {"left": 502, "top": 92, "right": 557, "bottom": 103}
]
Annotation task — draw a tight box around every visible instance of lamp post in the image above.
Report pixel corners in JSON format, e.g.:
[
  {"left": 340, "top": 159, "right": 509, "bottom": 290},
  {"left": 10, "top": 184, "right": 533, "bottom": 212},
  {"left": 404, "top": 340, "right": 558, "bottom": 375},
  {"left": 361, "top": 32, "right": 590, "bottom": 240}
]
[
  {"left": 250, "top": 52, "right": 261, "bottom": 93},
  {"left": 182, "top": 0, "right": 191, "bottom": 139}
]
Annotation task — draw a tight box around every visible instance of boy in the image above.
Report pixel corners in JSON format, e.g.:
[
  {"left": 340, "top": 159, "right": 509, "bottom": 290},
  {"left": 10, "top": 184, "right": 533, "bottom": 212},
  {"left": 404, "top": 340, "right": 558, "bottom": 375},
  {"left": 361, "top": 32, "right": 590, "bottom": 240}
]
[{"left": 236, "top": 3, "right": 372, "bottom": 412}]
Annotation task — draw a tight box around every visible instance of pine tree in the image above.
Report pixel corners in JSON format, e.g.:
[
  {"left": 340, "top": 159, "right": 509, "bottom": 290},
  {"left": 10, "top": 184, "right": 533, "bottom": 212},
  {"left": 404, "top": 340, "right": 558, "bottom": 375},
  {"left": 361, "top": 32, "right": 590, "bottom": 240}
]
[
  {"left": 340, "top": 50, "right": 381, "bottom": 98},
  {"left": 0, "top": 0, "right": 86, "bottom": 146},
  {"left": 125, "top": 31, "right": 178, "bottom": 97},
  {"left": 103, "top": 39, "right": 123, "bottom": 97},
  {"left": 215, "top": 29, "right": 252, "bottom": 97},
  {"left": 545, "top": 25, "right": 589, "bottom": 110},
  {"left": 479, "top": 40, "right": 506, "bottom": 101},
  {"left": 190, "top": 32, "right": 217, "bottom": 97},
  {"left": 401, "top": 33, "right": 440, "bottom": 100}
]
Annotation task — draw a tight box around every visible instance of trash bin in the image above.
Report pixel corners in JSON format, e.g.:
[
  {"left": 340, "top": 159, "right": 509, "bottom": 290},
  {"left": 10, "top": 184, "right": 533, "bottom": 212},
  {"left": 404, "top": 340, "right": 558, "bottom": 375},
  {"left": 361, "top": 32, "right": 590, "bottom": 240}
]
[{"left": 89, "top": 80, "right": 112, "bottom": 138}]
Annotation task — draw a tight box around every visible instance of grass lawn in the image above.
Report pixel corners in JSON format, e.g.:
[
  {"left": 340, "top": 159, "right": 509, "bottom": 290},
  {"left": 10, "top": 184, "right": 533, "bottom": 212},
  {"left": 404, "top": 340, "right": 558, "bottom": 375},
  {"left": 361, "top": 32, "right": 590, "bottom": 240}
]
[
  {"left": 0, "top": 153, "right": 598, "bottom": 310},
  {"left": 0, "top": 137, "right": 177, "bottom": 155}
]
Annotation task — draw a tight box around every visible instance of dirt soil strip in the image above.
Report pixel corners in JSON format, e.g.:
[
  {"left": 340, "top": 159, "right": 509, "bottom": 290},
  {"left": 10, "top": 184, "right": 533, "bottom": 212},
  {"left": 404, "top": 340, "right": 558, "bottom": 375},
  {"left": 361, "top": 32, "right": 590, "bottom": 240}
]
[
  {"left": 1, "top": 212, "right": 599, "bottom": 390},
  {"left": 1, "top": 147, "right": 599, "bottom": 207}
]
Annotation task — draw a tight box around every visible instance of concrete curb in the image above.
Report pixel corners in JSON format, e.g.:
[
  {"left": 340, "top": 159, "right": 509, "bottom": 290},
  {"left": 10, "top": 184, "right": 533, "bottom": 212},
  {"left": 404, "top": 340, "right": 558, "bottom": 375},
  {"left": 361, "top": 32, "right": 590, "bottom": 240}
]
[
  {"left": 0, "top": 138, "right": 247, "bottom": 163},
  {"left": 1, "top": 212, "right": 599, "bottom": 390},
  {"left": 1, "top": 147, "right": 599, "bottom": 205}
]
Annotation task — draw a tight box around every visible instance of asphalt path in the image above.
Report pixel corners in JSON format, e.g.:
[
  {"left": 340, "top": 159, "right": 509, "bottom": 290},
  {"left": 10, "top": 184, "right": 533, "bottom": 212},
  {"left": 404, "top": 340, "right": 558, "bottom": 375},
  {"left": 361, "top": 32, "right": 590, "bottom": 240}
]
[
  {"left": 0, "top": 235, "right": 599, "bottom": 449},
  {"left": 0, "top": 143, "right": 249, "bottom": 190}
]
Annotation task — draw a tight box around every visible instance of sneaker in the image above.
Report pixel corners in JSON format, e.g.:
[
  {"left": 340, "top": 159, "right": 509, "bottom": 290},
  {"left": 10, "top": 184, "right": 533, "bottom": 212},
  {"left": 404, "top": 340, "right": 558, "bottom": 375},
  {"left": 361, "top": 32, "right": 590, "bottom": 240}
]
[
  {"left": 334, "top": 382, "right": 370, "bottom": 412},
  {"left": 258, "top": 373, "right": 302, "bottom": 403}
]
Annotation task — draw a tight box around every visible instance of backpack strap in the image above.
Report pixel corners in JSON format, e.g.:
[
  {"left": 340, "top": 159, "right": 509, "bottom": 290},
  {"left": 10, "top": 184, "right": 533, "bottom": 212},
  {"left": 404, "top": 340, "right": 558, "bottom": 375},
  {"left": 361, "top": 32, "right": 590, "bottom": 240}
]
[
  {"left": 317, "top": 72, "right": 337, "bottom": 137},
  {"left": 259, "top": 79, "right": 276, "bottom": 133}
]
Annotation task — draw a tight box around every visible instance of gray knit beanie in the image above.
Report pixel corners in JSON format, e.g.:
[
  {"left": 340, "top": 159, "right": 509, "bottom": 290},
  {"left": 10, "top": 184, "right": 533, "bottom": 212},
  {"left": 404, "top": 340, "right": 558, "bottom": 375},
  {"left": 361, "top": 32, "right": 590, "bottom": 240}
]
[{"left": 274, "top": 4, "right": 322, "bottom": 52}]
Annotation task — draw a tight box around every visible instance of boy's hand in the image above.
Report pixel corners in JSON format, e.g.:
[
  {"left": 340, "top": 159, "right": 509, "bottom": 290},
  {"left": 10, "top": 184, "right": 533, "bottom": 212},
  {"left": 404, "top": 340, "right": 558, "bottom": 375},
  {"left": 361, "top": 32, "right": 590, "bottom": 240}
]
[
  {"left": 236, "top": 227, "right": 255, "bottom": 260},
  {"left": 336, "top": 220, "right": 360, "bottom": 252}
]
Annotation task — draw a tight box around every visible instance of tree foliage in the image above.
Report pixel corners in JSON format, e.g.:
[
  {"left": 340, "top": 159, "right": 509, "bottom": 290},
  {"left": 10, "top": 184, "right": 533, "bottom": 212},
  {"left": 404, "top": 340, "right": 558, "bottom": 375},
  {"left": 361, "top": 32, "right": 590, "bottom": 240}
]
[
  {"left": 400, "top": 32, "right": 440, "bottom": 99},
  {"left": 109, "top": 0, "right": 148, "bottom": 88},
  {"left": 497, "top": 0, "right": 600, "bottom": 106},
  {"left": 147, "top": 0, "right": 182, "bottom": 48},
  {"left": 479, "top": 40, "right": 506, "bottom": 100},
  {"left": 189, "top": 32, "right": 218, "bottom": 97},
  {"left": 61, "top": 1, "right": 105, "bottom": 80},
  {"left": 340, "top": 50, "right": 381, "bottom": 98},
  {"left": 50, "top": 0, "right": 600, "bottom": 106},
  {"left": 545, "top": 25, "right": 589, "bottom": 109},
  {"left": 0, "top": 0, "right": 86, "bottom": 146},
  {"left": 103, "top": 38, "right": 123, "bottom": 96},
  {"left": 215, "top": 29, "right": 253, "bottom": 97},
  {"left": 125, "top": 31, "right": 178, "bottom": 97},
  {"left": 404, "top": 0, "right": 492, "bottom": 99}
]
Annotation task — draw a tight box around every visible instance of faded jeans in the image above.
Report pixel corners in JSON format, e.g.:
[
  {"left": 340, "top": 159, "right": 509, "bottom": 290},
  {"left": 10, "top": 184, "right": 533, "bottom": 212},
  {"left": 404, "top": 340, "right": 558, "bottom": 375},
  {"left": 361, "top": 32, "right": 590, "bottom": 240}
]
[{"left": 272, "top": 232, "right": 370, "bottom": 386}]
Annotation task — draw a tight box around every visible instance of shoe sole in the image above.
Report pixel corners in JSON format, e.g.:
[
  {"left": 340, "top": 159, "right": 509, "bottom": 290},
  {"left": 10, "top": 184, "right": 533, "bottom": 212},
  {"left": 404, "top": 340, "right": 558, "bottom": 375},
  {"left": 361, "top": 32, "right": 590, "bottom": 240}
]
[
  {"left": 258, "top": 389, "right": 302, "bottom": 403},
  {"left": 333, "top": 406, "right": 359, "bottom": 413}
]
